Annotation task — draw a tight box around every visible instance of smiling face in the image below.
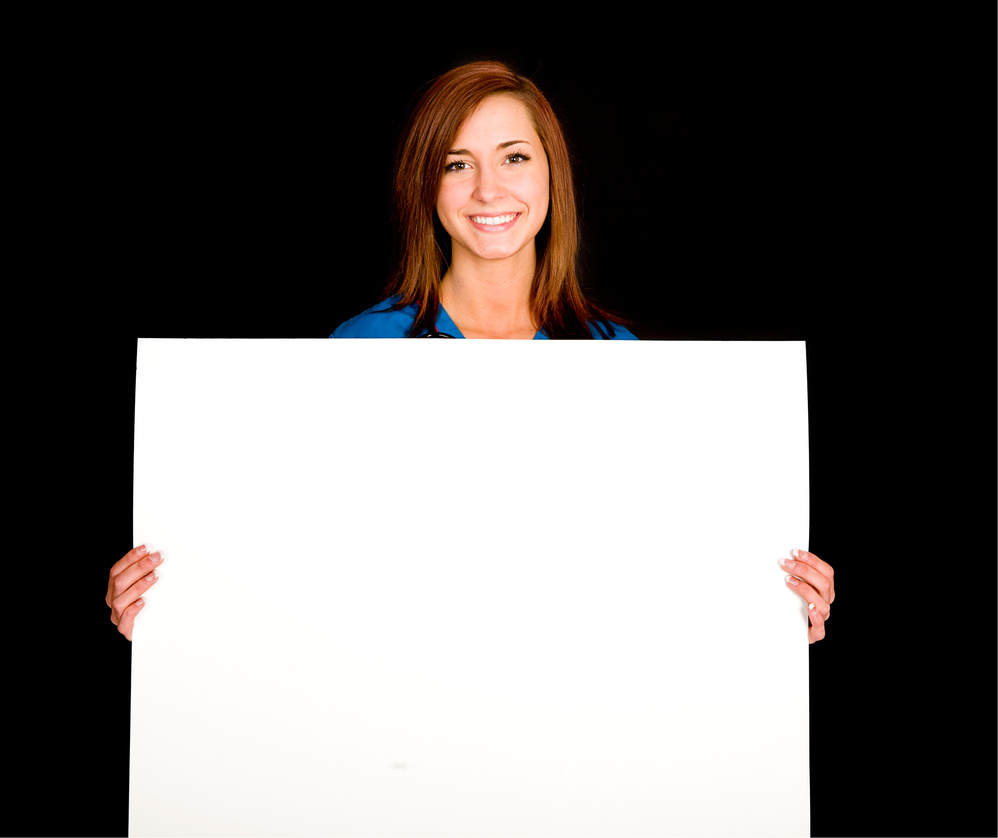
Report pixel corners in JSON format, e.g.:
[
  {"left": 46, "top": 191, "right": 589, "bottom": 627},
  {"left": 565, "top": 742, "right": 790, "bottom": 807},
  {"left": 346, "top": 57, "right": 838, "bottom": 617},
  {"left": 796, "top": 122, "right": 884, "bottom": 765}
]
[{"left": 435, "top": 94, "right": 550, "bottom": 270}]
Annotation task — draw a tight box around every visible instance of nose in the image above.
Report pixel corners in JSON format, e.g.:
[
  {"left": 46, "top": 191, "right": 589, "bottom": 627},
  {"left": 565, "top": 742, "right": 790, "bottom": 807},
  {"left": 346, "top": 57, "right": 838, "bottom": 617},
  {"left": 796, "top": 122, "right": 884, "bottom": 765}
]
[{"left": 472, "top": 164, "right": 503, "bottom": 203}]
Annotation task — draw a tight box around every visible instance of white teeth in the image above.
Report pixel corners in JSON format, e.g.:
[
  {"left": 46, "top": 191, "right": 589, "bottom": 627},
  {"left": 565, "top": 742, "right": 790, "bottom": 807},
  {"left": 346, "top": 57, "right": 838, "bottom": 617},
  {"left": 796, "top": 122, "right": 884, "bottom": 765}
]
[{"left": 471, "top": 214, "right": 517, "bottom": 225}]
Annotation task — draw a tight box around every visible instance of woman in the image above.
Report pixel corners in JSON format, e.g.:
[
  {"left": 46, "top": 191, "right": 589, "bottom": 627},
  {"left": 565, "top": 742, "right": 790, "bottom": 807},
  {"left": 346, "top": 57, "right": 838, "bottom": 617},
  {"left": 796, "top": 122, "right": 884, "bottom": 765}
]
[
  {"left": 332, "top": 60, "right": 636, "bottom": 340},
  {"left": 108, "top": 61, "right": 834, "bottom": 640}
]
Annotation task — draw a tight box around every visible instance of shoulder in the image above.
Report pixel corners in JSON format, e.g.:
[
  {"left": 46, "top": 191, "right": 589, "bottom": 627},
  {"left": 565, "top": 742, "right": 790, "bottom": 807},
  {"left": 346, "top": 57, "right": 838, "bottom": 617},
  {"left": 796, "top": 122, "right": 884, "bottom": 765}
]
[{"left": 330, "top": 298, "right": 415, "bottom": 338}]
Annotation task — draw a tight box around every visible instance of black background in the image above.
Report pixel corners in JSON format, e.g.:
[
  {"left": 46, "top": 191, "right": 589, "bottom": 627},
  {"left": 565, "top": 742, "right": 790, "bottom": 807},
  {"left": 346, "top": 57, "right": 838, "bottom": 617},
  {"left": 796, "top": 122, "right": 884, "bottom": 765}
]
[{"left": 10, "top": 10, "right": 996, "bottom": 838}]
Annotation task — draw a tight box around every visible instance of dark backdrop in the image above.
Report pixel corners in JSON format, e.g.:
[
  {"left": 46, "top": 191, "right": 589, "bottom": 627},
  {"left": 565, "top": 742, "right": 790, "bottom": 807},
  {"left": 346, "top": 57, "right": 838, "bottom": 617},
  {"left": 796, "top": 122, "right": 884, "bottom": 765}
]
[{"left": 13, "top": 12, "right": 995, "bottom": 838}]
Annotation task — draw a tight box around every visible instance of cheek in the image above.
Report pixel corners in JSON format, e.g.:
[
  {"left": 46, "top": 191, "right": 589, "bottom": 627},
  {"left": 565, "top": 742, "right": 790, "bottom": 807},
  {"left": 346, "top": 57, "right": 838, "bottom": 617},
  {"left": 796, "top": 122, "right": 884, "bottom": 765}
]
[
  {"left": 435, "top": 184, "right": 461, "bottom": 236},
  {"left": 538, "top": 182, "right": 550, "bottom": 217},
  {"left": 434, "top": 184, "right": 451, "bottom": 219},
  {"left": 436, "top": 174, "right": 475, "bottom": 209},
  {"left": 533, "top": 157, "right": 551, "bottom": 203},
  {"left": 530, "top": 171, "right": 551, "bottom": 226}
]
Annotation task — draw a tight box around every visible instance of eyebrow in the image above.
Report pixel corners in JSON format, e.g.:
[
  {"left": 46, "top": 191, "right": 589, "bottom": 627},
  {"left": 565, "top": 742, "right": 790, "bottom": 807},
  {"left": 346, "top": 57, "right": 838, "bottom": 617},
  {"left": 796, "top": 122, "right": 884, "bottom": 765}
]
[{"left": 447, "top": 140, "right": 532, "bottom": 155}]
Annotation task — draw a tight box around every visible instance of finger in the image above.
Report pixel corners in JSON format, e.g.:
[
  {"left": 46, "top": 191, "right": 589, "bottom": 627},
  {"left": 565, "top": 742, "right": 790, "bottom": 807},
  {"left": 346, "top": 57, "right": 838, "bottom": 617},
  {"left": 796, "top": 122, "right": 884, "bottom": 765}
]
[
  {"left": 109, "top": 544, "right": 154, "bottom": 579},
  {"left": 779, "top": 551, "right": 834, "bottom": 604},
  {"left": 116, "top": 597, "right": 146, "bottom": 641},
  {"left": 108, "top": 549, "right": 164, "bottom": 607},
  {"left": 806, "top": 601, "right": 826, "bottom": 644},
  {"left": 110, "top": 567, "right": 160, "bottom": 623},
  {"left": 784, "top": 574, "right": 830, "bottom": 621},
  {"left": 790, "top": 549, "right": 835, "bottom": 604},
  {"left": 107, "top": 545, "right": 153, "bottom": 606}
]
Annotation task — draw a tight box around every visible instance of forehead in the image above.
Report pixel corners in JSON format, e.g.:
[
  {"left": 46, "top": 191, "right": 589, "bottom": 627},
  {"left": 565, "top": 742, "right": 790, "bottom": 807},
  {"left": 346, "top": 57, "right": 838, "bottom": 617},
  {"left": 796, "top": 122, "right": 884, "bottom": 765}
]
[{"left": 453, "top": 94, "right": 540, "bottom": 145}]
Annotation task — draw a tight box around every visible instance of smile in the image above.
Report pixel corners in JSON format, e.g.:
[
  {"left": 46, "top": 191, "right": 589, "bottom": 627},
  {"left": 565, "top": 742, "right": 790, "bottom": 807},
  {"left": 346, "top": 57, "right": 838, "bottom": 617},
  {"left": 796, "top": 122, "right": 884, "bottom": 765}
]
[{"left": 468, "top": 213, "right": 520, "bottom": 227}]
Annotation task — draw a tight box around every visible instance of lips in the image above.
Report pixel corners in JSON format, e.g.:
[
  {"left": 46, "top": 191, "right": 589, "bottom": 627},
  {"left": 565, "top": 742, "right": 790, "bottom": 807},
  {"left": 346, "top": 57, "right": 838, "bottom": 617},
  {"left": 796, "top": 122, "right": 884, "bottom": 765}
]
[{"left": 467, "top": 212, "right": 521, "bottom": 232}]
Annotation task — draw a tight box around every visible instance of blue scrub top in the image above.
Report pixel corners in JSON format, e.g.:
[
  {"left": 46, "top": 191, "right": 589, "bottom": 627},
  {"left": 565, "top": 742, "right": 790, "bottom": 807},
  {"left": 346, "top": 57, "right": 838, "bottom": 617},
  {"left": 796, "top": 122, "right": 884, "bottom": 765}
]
[{"left": 331, "top": 298, "right": 637, "bottom": 340}]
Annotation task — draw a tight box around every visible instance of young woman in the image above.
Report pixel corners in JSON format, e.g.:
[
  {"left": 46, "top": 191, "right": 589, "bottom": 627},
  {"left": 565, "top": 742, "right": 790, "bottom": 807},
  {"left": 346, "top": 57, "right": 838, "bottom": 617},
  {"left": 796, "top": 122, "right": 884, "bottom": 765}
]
[
  {"left": 331, "top": 61, "right": 636, "bottom": 340},
  {"left": 108, "top": 61, "right": 834, "bottom": 641}
]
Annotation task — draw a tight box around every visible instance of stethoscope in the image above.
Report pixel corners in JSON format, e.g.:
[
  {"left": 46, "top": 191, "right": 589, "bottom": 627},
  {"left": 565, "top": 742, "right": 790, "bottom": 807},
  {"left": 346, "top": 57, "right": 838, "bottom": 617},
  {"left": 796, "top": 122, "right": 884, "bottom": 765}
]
[{"left": 411, "top": 326, "right": 456, "bottom": 338}]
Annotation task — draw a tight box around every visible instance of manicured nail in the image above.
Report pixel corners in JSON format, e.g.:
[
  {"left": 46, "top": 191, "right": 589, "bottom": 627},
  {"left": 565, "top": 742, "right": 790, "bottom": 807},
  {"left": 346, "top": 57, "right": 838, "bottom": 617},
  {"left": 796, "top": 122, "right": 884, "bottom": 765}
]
[
  {"left": 792, "top": 548, "right": 805, "bottom": 561},
  {"left": 149, "top": 552, "right": 163, "bottom": 565},
  {"left": 785, "top": 574, "right": 799, "bottom": 586},
  {"left": 145, "top": 571, "right": 157, "bottom": 582},
  {"left": 807, "top": 602, "right": 816, "bottom": 612},
  {"left": 779, "top": 557, "right": 795, "bottom": 570}
]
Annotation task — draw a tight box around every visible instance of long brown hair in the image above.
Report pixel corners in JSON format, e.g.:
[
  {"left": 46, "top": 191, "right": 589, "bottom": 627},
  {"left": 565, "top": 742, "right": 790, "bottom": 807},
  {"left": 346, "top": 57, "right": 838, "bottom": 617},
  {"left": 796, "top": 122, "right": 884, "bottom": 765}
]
[{"left": 386, "top": 61, "right": 617, "bottom": 339}]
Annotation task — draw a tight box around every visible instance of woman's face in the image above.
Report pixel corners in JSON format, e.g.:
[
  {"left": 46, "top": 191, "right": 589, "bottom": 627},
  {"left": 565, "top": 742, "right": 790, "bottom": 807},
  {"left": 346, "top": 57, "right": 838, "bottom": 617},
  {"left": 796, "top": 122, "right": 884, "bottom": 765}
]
[{"left": 435, "top": 94, "right": 550, "bottom": 268}]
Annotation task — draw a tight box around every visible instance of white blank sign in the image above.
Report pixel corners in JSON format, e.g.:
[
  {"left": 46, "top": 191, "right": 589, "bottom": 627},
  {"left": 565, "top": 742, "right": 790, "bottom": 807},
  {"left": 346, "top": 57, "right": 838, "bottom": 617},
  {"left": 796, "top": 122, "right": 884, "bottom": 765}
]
[{"left": 130, "top": 339, "right": 810, "bottom": 837}]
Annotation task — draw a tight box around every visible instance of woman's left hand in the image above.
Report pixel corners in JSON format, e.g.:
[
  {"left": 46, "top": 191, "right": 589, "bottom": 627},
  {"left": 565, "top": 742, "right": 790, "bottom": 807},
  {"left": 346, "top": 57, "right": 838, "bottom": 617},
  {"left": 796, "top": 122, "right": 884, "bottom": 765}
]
[{"left": 781, "top": 549, "right": 835, "bottom": 644}]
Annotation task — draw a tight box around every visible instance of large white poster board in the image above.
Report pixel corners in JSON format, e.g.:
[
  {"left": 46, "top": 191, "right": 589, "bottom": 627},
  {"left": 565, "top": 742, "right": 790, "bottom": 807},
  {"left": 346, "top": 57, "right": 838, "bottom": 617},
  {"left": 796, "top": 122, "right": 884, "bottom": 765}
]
[{"left": 130, "top": 339, "right": 810, "bottom": 837}]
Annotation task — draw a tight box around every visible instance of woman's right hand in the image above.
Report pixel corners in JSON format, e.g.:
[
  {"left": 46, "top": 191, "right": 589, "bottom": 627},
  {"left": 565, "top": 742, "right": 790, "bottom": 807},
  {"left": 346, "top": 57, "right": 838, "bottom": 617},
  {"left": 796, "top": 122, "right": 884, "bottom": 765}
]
[{"left": 106, "top": 545, "right": 163, "bottom": 640}]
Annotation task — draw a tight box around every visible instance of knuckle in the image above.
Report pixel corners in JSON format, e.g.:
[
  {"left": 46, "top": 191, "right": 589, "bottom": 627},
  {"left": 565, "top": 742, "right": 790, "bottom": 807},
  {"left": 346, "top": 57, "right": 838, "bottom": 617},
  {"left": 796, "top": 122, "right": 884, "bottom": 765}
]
[
  {"left": 140, "top": 553, "right": 163, "bottom": 575},
  {"left": 122, "top": 599, "right": 144, "bottom": 619},
  {"left": 111, "top": 593, "right": 130, "bottom": 617}
]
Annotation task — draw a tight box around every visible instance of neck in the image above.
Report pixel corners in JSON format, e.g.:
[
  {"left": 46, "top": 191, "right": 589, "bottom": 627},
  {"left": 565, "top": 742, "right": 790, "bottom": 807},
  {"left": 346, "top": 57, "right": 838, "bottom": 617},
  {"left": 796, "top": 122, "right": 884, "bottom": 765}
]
[{"left": 440, "top": 248, "right": 537, "bottom": 339}]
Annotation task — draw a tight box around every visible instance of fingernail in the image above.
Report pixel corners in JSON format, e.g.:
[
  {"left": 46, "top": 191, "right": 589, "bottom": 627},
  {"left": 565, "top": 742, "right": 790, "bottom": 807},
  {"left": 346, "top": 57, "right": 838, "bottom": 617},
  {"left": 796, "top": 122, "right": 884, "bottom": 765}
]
[
  {"left": 136, "top": 598, "right": 146, "bottom": 607},
  {"left": 785, "top": 574, "right": 799, "bottom": 586},
  {"left": 145, "top": 571, "right": 158, "bottom": 582},
  {"left": 149, "top": 552, "right": 163, "bottom": 564},
  {"left": 792, "top": 548, "right": 805, "bottom": 561},
  {"left": 779, "top": 557, "right": 795, "bottom": 570},
  {"left": 808, "top": 602, "right": 816, "bottom": 612}
]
